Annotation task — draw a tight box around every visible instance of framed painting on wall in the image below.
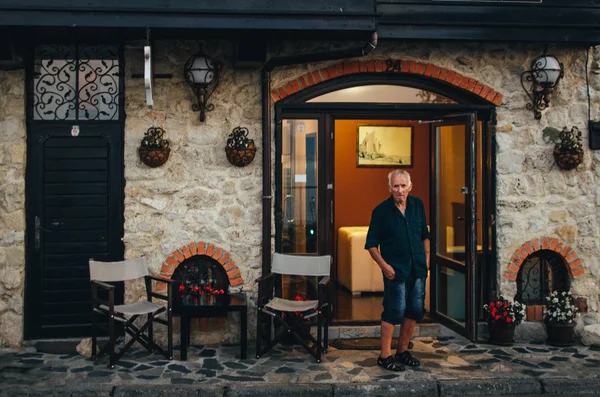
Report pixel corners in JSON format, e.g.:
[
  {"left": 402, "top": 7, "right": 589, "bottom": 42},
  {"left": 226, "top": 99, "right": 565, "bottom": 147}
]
[{"left": 356, "top": 125, "right": 413, "bottom": 167}]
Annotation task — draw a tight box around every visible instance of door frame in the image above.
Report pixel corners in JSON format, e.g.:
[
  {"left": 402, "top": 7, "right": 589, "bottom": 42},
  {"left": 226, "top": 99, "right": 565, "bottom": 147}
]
[
  {"left": 273, "top": 76, "right": 497, "bottom": 340},
  {"left": 23, "top": 42, "right": 126, "bottom": 340}
]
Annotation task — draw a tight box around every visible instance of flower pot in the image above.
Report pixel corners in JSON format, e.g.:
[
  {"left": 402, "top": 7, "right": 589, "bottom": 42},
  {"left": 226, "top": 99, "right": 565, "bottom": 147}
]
[
  {"left": 226, "top": 146, "right": 256, "bottom": 167},
  {"left": 139, "top": 146, "right": 171, "bottom": 168},
  {"left": 488, "top": 323, "right": 515, "bottom": 346},
  {"left": 546, "top": 322, "right": 575, "bottom": 347},
  {"left": 554, "top": 147, "right": 583, "bottom": 170}
]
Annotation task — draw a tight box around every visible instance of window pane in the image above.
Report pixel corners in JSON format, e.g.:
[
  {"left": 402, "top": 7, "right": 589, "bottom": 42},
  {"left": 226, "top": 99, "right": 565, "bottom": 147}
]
[
  {"left": 33, "top": 45, "right": 77, "bottom": 121},
  {"left": 78, "top": 45, "right": 120, "bottom": 121},
  {"left": 307, "top": 85, "right": 456, "bottom": 104},
  {"left": 281, "top": 119, "right": 319, "bottom": 254}
]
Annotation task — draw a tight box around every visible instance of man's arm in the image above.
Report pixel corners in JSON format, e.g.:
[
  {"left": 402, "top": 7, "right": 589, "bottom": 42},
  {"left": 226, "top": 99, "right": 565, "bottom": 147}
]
[
  {"left": 423, "top": 238, "right": 430, "bottom": 271},
  {"left": 368, "top": 247, "right": 395, "bottom": 280}
]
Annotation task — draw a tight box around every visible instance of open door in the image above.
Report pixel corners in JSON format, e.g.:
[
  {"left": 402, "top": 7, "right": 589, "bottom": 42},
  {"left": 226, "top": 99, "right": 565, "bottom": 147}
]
[{"left": 430, "top": 113, "right": 480, "bottom": 340}]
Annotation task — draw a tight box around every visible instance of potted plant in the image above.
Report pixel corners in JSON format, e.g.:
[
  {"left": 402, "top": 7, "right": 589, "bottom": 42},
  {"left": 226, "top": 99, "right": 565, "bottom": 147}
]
[
  {"left": 139, "top": 127, "right": 170, "bottom": 167},
  {"left": 553, "top": 126, "right": 583, "bottom": 170},
  {"left": 483, "top": 296, "right": 526, "bottom": 346},
  {"left": 544, "top": 291, "right": 578, "bottom": 347},
  {"left": 225, "top": 126, "right": 256, "bottom": 167}
]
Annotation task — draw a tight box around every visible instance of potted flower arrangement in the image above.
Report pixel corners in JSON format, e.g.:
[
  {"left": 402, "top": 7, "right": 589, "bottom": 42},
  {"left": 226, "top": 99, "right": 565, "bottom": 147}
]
[
  {"left": 553, "top": 126, "right": 583, "bottom": 170},
  {"left": 225, "top": 126, "right": 256, "bottom": 167},
  {"left": 544, "top": 291, "right": 578, "bottom": 347},
  {"left": 138, "top": 127, "right": 170, "bottom": 167},
  {"left": 483, "top": 296, "right": 526, "bottom": 346}
]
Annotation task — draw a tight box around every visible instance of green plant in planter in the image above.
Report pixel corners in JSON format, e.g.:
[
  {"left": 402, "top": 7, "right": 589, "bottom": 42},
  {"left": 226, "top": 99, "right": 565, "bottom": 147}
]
[
  {"left": 225, "top": 126, "right": 256, "bottom": 167},
  {"left": 544, "top": 290, "right": 578, "bottom": 346},
  {"left": 139, "top": 127, "right": 170, "bottom": 167},
  {"left": 483, "top": 296, "right": 526, "bottom": 346},
  {"left": 553, "top": 126, "right": 583, "bottom": 170}
]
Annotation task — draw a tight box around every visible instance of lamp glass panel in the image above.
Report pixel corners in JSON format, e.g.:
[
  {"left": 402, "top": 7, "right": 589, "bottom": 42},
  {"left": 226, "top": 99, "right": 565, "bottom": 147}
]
[
  {"left": 189, "top": 56, "right": 215, "bottom": 84},
  {"left": 533, "top": 56, "right": 561, "bottom": 86}
]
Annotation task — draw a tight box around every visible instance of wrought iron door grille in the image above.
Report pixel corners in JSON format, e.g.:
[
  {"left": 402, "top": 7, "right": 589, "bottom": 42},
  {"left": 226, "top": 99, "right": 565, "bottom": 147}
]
[
  {"left": 31, "top": 44, "right": 121, "bottom": 121},
  {"left": 516, "top": 250, "right": 571, "bottom": 305}
]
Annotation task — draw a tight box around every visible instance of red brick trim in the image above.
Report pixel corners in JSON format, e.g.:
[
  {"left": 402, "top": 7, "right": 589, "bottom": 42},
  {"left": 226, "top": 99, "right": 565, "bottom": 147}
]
[
  {"left": 156, "top": 242, "right": 244, "bottom": 291},
  {"left": 503, "top": 237, "right": 584, "bottom": 281},
  {"left": 269, "top": 59, "right": 503, "bottom": 106}
]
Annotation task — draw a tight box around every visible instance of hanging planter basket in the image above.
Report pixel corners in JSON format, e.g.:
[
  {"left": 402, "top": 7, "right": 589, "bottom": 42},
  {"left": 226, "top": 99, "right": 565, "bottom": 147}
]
[
  {"left": 139, "top": 127, "right": 170, "bottom": 168},
  {"left": 553, "top": 126, "right": 583, "bottom": 171},
  {"left": 225, "top": 126, "right": 256, "bottom": 167},
  {"left": 139, "top": 146, "right": 171, "bottom": 168},
  {"left": 225, "top": 146, "right": 256, "bottom": 167},
  {"left": 554, "top": 148, "right": 583, "bottom": 171}
]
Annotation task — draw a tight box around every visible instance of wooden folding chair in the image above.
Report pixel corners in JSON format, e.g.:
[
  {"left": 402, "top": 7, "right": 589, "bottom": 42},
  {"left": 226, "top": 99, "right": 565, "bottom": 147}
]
[
  {"left": 256, "top": 253, "right": 331, "bottom": 363},
  {"left": 89, "top": 257, "right": 173, "bottom": 368}
]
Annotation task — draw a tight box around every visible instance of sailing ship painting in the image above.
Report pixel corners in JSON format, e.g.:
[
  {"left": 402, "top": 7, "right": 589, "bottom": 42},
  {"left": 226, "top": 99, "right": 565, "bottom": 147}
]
[{"left": 357, "top": 125, "right": 413, "bottom": 167}]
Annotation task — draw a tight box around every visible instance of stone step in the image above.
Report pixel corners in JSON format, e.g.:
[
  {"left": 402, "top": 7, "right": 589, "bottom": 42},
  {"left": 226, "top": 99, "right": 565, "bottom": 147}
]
[{"left": 312, "top": 323, "right": 444, "bottom": 340}]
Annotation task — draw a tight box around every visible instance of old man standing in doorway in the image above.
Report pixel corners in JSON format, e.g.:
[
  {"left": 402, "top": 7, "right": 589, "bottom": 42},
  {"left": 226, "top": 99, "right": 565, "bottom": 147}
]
[{"left": 365, "top": 169, "right": 431, "bottom": 371}]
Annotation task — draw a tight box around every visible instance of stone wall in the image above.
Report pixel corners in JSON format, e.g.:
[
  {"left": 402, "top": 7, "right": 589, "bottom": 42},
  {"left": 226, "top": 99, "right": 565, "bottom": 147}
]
[
  {"left": 122, "top": 41, "right": 263, "bottom": 343},
  {"left": 269, "top": 41, "right": 600, "bottom": 325},
  {"left": 1, "top": 39, "right": 600, "bottom": 346},
  {"left": 0, "top": 69, "right": 26, "bottom": 347}
]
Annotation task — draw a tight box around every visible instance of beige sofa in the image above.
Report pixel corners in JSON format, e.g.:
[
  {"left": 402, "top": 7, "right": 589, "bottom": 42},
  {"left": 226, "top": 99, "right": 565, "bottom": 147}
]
[{"left": 337, "top": 226, "right": 384, "bottom": 295}]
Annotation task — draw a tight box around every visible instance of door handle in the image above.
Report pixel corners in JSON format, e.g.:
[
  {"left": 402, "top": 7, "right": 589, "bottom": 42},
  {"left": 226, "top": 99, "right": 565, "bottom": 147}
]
[{"left": 35, "top": 216, "right": 41, "bottom": 250}]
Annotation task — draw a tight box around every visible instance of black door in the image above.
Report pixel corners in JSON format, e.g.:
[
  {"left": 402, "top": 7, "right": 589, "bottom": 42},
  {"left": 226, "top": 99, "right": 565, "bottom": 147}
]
[{"left": 25, "top": 123, "right": 124, "bottom": 339}]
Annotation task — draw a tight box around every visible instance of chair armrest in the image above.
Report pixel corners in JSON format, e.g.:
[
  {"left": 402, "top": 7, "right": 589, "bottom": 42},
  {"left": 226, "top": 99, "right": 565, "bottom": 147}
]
[
  {"left": 318, "top": 276, "right": 331, "bottom": 307},
  {"left": 146, "top": 275, "right": 174, "bottom": 284},
  {"left": 256, "top": 273, "right": 275, "bottom": 307},
  {"left": 91, "top": 280, "right": 115, "bottom": 310},
  {"left": 91, "top": 280, "right": 115, "bottom": 291},
  {"left": 255, "top": 273, "right": 275, "bottom": 284},
  {"left": 145, "top": 275, "right": 173, "bottom": 305}
]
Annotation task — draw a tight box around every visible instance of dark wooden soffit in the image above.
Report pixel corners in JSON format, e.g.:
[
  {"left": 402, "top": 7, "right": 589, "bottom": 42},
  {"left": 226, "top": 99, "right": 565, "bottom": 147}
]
[
  {"left": 377, "top": 0, "right": 600, "bottom": 43},
  {"left": 0, "top": 0, "right": 377, "bottom": 32}
]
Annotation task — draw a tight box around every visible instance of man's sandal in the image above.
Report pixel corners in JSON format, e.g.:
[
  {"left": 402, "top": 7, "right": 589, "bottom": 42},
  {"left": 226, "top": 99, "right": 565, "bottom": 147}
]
[
  {"left": 395, "top": 350, "right": 420, "bottom": 367},
  {"left": 377, "top": 355, "right": 406, "bottom": 372}
]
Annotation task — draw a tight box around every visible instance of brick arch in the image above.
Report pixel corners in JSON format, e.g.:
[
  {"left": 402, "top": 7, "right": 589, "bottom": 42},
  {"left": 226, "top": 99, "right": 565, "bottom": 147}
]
[
  {"left": 503, "top": 236, "right": 584, "bottom": 281},
  {"left": 157, "top": 241, "right": 243, "bottom": 290},
  {"left": 270, "top": 59, "right": 503, "bottom": 106}
]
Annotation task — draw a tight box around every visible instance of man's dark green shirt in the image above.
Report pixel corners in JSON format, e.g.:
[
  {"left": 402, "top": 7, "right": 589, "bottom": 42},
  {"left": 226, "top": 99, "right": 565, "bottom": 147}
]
[{"left": 365, "top": 195, "right": 431, "bottom": 281}]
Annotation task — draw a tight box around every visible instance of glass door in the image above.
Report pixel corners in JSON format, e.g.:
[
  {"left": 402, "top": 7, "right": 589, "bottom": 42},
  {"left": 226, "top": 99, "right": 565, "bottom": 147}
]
[
  {"left": 276, "top": 117, "right": 326, "bottom": 301},
  {"left": 431, "top": 113, "right": 480, "bottom": 339}
]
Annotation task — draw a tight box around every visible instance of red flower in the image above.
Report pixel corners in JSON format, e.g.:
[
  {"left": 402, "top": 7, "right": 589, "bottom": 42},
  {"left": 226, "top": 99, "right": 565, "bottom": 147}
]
[
  {"left": 506, "top": 317, "right": 513, "bottom": 323},
  {"left": 503, "top": 311, "right": 509, "bottom": 316},
  {"left": 495, "top": 315, "right": 501, "bottom": 321},
  {"left": 490, "top": 302, "right": 496, "bottom": 308},
  {"left": 179, "top": 285, "right": 185, "bottom": 291}
]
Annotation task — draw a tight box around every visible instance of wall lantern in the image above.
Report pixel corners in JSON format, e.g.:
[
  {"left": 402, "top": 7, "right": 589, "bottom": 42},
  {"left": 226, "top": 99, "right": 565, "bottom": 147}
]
[
  {"left": 520, "top": 50, "right": 564, "bottom": 120},
  {"left": 184, "top": 44, "right": 220, "bottom": 122}
]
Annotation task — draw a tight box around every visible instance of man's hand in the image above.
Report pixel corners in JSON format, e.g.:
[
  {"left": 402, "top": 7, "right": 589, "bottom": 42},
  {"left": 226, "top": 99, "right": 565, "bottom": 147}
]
[{"left": 382, "top": 264, "right": 395, "bottom": 280}]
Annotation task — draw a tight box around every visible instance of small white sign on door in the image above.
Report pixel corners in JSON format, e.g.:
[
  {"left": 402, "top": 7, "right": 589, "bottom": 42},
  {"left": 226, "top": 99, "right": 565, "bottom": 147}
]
[{"left": 71, "top": 125, "right": 80, "bottom": 137}]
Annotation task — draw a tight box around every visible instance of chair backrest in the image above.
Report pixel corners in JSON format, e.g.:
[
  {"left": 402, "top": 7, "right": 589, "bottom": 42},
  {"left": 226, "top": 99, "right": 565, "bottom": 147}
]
[
  {"left": 89, "top": 257, "right": 149, "bottom": 282},
  {"left": 272, "top": 253, "right": 331, "bottom": 276}
]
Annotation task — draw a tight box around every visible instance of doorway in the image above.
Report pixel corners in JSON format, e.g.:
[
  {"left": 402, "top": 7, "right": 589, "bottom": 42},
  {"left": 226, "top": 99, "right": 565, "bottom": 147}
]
[
  {"left": 24, "top": 44, "right": 125, "bottom": 339},
  {"left": 274, "top": 78, "right": 496, "bottom": 340}
]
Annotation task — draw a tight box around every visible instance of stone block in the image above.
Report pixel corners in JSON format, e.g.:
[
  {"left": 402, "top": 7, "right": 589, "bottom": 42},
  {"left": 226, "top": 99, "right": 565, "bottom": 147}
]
[
  {"left": 334, "top": 382, "right": 437, "bottom": 397},
  {"left": 542, "top": 378, "right": 600, "bottom": 395},
  {"left": 227, "top": 384, "right": 332, "bottom": 397},
  {"left": 115, "top": 385, "right": 223, "bottom": 397},
  {"left": 581, "top": 324, "right": 600, "bottom": 346},
  {"left": 438, "top": 378, "right": 541, "bottom": 396}
]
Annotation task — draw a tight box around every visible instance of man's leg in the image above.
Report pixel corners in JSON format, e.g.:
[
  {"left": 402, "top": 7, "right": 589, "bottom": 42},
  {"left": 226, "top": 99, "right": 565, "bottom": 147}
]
[
  {"left": 380, "top": 321, "right": 395, "bottom": 358},
  {"left": 395, "top": 278, "right": 425, "bottom": 366},
  {"left": 397, "top": 317, "right": 416, "bottom": 353}
]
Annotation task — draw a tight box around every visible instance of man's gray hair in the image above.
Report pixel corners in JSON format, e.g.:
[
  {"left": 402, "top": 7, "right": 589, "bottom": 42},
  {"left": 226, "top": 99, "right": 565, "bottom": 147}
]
[{"left": 388, "top": 169, "right": 412, "bottom": 187}]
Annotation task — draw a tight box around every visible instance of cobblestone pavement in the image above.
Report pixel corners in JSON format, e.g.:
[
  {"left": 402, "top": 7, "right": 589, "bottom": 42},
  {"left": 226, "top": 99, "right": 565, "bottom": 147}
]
[{"left": 1, "top": 336, "right": 600, "bottom": 388}]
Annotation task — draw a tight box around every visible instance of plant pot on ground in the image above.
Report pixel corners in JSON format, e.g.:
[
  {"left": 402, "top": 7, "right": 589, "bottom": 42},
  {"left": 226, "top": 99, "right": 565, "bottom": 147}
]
[
  {"left": 139, "top": 127, "right": 170, "bottom": 167},
  {"left": 553, "top": 126, "right": 583, "bottom": 170},
  {"left": 484, "top": 296, "right": 526, "bottom": 346},
  {"left": 544, "top": 290, "right": 577, "bottom": 347}
]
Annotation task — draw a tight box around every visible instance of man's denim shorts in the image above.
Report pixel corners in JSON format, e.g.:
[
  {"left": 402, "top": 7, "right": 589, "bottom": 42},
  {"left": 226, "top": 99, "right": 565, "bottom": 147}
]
[{"left": 381, "top": 277, "right": 426, "bottom": 325}]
